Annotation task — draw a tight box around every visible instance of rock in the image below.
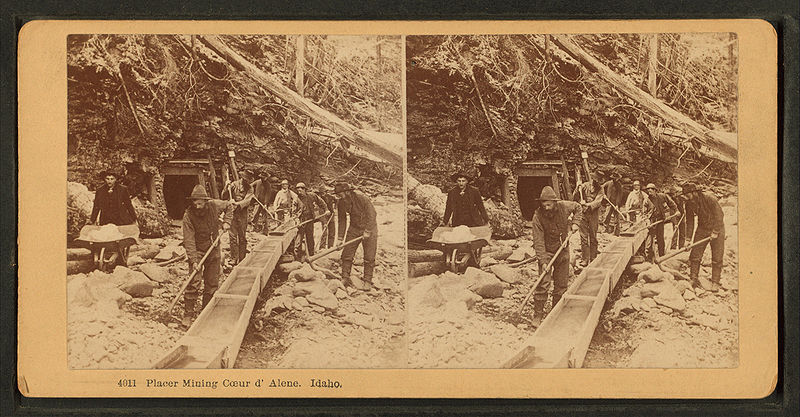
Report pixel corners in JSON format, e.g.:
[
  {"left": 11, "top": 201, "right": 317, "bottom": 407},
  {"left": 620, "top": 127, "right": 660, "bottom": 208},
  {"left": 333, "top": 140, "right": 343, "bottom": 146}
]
[
  {"left": 277, "top": 261, "right": 304, "bottom": 274},
  {"left": 479, "top": 256, "right": 499, "bottom": 268},
  {"left": 409, "top": 275, "right": 446, "bottom": 311},
  {"left": 292, "top": 280, "right": 330, "bottom": 297},
  {"left": 311, "top": 305, "right": 325, "bottom": 313},
  {"left": 640, "top": 282, "right": 665, "bottom": 298},
  {"left": 326, "top": 279, "right": 345, "bottom": 293},
  {"left": 387, "top": 311, "right": 405, "bottom": 325},
  {"left": 274, "top": 285, "right": 294, "bottom": 297},
  {"left": 131, "top": 197, "right": 172, "bottom": 238},
  {"left": 127, "top": 255, "right": 146, "bottom": 266},
  {"left": 307, "top": 290, "right": 338, "bottom": 310},
  {"left": 486, "top": 246, "right": 514, "bottom": 261},
  {"left": 130, "top": 244, "right": 161, "bottom": 260},
  {"left": 641, "top": 297, "right": 657, "bottom": 310},
  {"left": 294, "top": 296, "right": 310, "bottom": 308},
  {"left": 659, "top": 306, "right": 674, "bottom": 314},
  {"left": 683, "top": 289, "right": 696, "bottom": 301},
  {"left": 155, "top": 245, "right": 184, "bottom": 261},
  {"left": 67, "top": 259, "right": 94, "bottom": 275},
  {"left": 639, "top": 301, "right": 651, "bottom": 312},
  {"left": 628, "top": 262, "right": 654, "bottom": 275},
  {"left": 638, "top": 266, "right": 665, "bottom": 283},
  {"left": 660, "top": 256, "right": 687, "bottom": 271},
  {"left": 622, "top": 285, "right": 641, "bottom": 299},
  {"left": 490, "top": 264, "right": 521, "bottom": 284},
  {"left": 111, "top": 266, "right": 157, "bottom": 297},
  {"left": 468, "top": 270, "right": 506, "bottom": 298},
  {"left": 612, "top": 296, "right": 640, "bottom": 317},
  {"left": 335, "top": 288, "right": 348, "bottom": 299},
  {"left": 675, "top": 280, "right": 693, "bottom": 293},
  {"left": 653, "top": 284, "right": 687, "bottom": 311},
  {"left": 138, "top": 263, "right": 170, "bottom": 283},
  {"left": 288, "top": 264, "right": 324, "bottom": 282},
  {"left": 506, "top": 248, "right": 530, "bottom": 263},
  {"left": 69, "top": 273, "right": 131, "bottom": 309}
]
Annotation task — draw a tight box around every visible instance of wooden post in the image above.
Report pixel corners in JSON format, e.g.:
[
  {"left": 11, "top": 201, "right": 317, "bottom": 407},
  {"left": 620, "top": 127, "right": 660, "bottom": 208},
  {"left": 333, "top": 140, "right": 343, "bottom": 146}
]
[
  {"left": 295, "top": 35, "right": 305, "bottom": 96},
  {"left": 207, "top": 157, "right": 220, "bottom": 199},
  {"left": 647, "top": 34, "right": 659, "bottom": 96}
]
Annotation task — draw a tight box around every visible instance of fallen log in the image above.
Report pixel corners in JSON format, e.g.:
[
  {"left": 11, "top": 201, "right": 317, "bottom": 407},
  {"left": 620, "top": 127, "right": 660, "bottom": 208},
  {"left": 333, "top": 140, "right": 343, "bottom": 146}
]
[
  {"left": 67, "top": 248, "right": 92, "bottom": 261},
  {"left": 409, "top": 261, "right": 447, "bottom": 278},
  {"left": 67, "top": 259, "right": 93, "bottom": 275},
  {"left": 408, "top": 249, "right": 445, "bottom": 263},
  {"left": 551, "top": 35, "right": 737, "bottom": 163},
  {"left": 195, "top": 35, "right": 403, "bottom": 168},
  {"left": 483, "top": 245, "right": 514, "bottom": 261},
  {"left": 129, "top": 244, "right": 161, "bottom": 260}
]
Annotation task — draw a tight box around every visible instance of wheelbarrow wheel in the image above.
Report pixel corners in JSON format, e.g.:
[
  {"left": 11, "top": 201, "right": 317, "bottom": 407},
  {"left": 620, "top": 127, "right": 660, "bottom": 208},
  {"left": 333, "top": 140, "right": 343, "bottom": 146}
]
[{"left": 449, "top": 248, "right": 472, "bottom": 273}]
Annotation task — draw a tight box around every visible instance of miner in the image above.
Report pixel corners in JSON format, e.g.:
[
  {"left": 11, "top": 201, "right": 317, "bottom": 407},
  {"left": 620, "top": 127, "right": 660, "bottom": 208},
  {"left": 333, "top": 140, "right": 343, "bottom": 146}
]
[
  {"left": 441, "top": 172, "right": 489, "bottom": 227},
  {"left": 181, "top": 184, "right": 236, "bottom": 326},
  {"left": 601, "top": 171, "right": 625, "bottom": 235},
  {"left": 272, "top": 179, "right": 300, "bottom": 222},
  {"left": 573, "top": 173, "right": 604, "bottom": 267},
  {"left": 295, "top": 182, "right": 328, "bottom": 256},
  {"left": 89, "top": 170, "right": 138, "bottom": 226},
  {"left": 334, "top": 181, "right": 378, "bottom": 291},
  {"left": 530, "top": 186, "right": 583, "bottom": 327},
  {"left": 624, "top": 180, "right": 652, "bottom": 223},
  {"left": 250, "top": 171, "right": 275, "bottom": 233},
  {"left": 643, "top": 183, "right": 679, "bottom": 260},
  {"left": 226, "top": 174, "right": 254, "bottom": 266},
  {"left": 682, "top": 183, "right": 726, "bottom": 291},
  {"left": 667, "top": 184, "right": 688, "bottom": 250},
  {"left": 317, "top": 184, "right": 338, "bottom": 250}
]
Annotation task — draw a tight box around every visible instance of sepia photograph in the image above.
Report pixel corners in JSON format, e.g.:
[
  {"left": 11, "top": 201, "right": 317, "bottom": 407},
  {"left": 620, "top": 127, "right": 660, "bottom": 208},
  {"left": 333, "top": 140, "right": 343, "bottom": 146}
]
[
  {"left": 406, "top": 33, "right": 739, "bottom": 368},
  {"left": 64, "top": 33, "right": 406, "bottom": 369}
]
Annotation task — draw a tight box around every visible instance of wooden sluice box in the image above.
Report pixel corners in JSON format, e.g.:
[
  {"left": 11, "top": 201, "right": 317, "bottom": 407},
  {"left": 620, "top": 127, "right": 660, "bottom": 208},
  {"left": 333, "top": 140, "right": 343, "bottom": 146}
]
[
  {"left": 504, "top": 227, "right": 649, "bottom": 369},
  {"left": 154, "top": 223, "right": 298, "bottom": 369}
]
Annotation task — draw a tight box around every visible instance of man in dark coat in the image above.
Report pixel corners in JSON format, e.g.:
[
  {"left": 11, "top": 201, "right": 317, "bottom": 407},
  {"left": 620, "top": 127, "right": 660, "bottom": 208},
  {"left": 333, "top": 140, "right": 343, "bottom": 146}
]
[
  {"left": 573, "top": 173, "right": 604, "bottom": 266},
  {"left": 90, "top": 171, "right": 137, "bottom": 226},
  {"left": 317, "top": 185, "right": 337, "bottom": 250},
  {"left": 601, "top": 172, "right": 625, "bottom": 236},
  {"left": 335, "top": 181, "right": 378, "bottom": 291},
  {"left": 226, "top": 174, "right": 254, "bottom": 266},
  {"left": 668, "top": 184, "right": 688, "bottom": 250},
  {"left": 530, "top": 186, "right": 583, "bottom": 327},
  {"left": 442, "top": 173, "right": 489, "bottom": 227},
  {"left": 250, "top": 172, "right": 275, "bottom": 233},
  {"left": 683, "top": 183, "right": 726, "bottom": 291},
  {"left": 182, "top": 184, "right": 236, "bottom": 326},
  {"left": 643, "top": 183, "right": 679, "bottom": 260},
  {"left": 295, "top": 182, "right": 328, "bottom": 256}
]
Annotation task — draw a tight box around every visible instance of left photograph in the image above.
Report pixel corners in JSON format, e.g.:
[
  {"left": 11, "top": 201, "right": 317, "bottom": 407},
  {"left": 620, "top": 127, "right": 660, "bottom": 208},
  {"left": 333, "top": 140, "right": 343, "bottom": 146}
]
[{"left": 65, "top": 34, "right": 405, "bottom": 369}]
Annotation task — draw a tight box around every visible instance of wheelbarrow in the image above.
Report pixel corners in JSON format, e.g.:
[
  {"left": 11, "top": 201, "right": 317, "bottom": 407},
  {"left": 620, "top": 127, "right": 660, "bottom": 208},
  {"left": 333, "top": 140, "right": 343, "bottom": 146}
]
[
  {"left": 75, "top": 223, "right": 140, "bottom": 272},
  {"left": 427, "top": 224, "right": 492, "bottom": 273}
]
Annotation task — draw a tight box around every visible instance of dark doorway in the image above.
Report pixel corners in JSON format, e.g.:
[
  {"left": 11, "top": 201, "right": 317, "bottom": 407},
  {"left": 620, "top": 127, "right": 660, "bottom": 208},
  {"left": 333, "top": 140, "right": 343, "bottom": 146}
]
[
  {"left": 163, "top": 175, "right": 199, "bottom": 219},
  {"left": 517, "top": 176, "right": 556, "bottom": 221}
]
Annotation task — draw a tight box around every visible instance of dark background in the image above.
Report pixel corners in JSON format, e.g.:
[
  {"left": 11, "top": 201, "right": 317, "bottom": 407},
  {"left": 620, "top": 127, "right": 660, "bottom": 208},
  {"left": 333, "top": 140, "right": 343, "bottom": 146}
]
[{"left": 2, "top": 0, "right": 798, "bottom": 415}]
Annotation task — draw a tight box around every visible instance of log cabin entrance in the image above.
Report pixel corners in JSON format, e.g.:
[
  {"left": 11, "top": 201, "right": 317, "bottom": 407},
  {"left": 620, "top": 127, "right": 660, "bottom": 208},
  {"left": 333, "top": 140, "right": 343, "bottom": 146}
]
[
  {"left": 162, "top": 159, "right": 220, "bottom": 220},
  {"left": 515, "top": 160, "right": 573, "bottom": 221}
]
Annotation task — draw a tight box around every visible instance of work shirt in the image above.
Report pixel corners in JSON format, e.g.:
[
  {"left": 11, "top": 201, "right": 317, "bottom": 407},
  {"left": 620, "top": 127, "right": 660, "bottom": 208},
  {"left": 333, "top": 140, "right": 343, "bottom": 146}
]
[
  {"left": 249, "top": 179, "right": 274, "bottom": 208},
  {"left": 228, "top": 179, "right": 254, "bottom": 220},
  {"left": 647, "top": 192, "right": 678, "bottom": 221},
  {"left": 686, "top": 191, "right": 725, "bottom": 234},
  {"left": 573, "top": 181, "right": 604, "bottom": 212},
  {"left": 90, "top": 184, "right": 138, "bottom": 226},
  {"left": 443, "top": 185, "right": 489, "bottom": 227},
  {"left": 531, "top": 200, "right": 583, "bottom": 263},
  {"left": 625, "top": 190, "right": 653, "bottom": 216},
  {"left": 602, "top": 180, "right": 626, "bottom": 207},
  {"left": 182, "top": 199, "right": 233, "bottom": 264},
  {"left": 298, "top": 192, "right": 327, "bottom": 221},
  {"left": 273, "top": 188, "right": 300, "bottom": 214},
  {"left": 337, "top": 190, "right": 377, "bottom": 239}
]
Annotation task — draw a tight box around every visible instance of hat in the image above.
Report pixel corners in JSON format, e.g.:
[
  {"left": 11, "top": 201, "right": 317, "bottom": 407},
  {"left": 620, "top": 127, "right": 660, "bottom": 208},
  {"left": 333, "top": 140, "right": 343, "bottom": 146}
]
[
  {"left": 280, "top": 179, "right": 289, "bottom": 185},
  {"left": 645, "top": 183, "right": 657, "bottom": 191},
  {"left": 187, "top": 184, "right": 211, "bottom": 200},
  {"left": 333, "top": 182, "right": 353, "bottom": 194},
  {"left": 538, "top": 186, "right": 559, "bottom": 201},
  {"left": 633, "top": 180, "right": 641, "bottom": 186},
  {"left": 451, "top": 172, "right": 472, "bottom": 182},
  {"left": 100, "top": 170, "right": 119, "bottom": 178},
  {"left": 295, "top": 182, "right": 307, "bottom": 189}
]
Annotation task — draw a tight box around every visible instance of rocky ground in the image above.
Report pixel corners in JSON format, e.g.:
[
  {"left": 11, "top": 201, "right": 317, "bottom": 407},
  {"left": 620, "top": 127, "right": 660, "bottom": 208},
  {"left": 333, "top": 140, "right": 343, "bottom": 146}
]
[{"left": 407, "top": 195, "right": 739, "bottom": 368}]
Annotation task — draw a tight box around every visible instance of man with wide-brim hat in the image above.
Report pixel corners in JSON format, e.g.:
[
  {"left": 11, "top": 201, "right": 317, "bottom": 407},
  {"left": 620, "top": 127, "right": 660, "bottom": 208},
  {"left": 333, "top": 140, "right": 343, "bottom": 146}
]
[
  {"left": 572, "top": 172, "right": 605, "bottom": 266},
  {"left": 295, "top": 182, "right": 328, "bottom": 256},
  {"left": 529, "top": 186, "right": 583, "bottom": 327},
  {"left": 250, "top": 171, "right": 275, "bottom": 233},
  {"left": 642, "top": 182, "right": 679, "bottom": 261},
  {"left": 181, "top": 184, "right": 238, "bottom": 326},
  {"left": 442, "top": 171, "right": 489, "bottom": 228},
  {"left": 226, "top": 172, "right": 255, "bottom": 267},
  {"left": 681, "top": 182, "right": 725, "bottom": 291},
  {"left": 601, "top": 171, "right": 626, "bottom": 236},
  {"left": 334, "top": 181, "right": 378, "bottom": 291},
  {"left": 89, "top": 169, "right": 138, "bottom": 227}
]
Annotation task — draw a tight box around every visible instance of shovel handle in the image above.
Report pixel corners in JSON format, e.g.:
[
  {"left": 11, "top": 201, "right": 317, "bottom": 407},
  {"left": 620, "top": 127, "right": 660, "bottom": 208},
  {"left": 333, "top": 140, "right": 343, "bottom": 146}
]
[
  {"left": 516, "top": 230, "right": 576, "bottom": 316},
  {"left": 655, "top": 236, "right": 712, "bottom": 264},
  {"left": 308, "top": 235, "right": 364, "bottom": 264},
  {"left": 166, "top": 233, "right": 223, "bottom": 315}
]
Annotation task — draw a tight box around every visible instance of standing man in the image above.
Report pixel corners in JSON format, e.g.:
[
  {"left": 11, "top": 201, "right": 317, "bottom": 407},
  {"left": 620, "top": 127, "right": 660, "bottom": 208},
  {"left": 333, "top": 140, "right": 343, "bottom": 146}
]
[
  {"left": 273, "top": 179, "right": 300, "bottom": 222},
  {"left": 667, "top": 184, "right": 688, "bottom": 250},
  {"left": 335, "top": 181, "right": 378, "bottom": 291},
  {"left": 317, "top": 184, "right": 337, "bottom": 250},
  {"left": 601, "top": 172, "right": 625, "bottom": 236},
  {"left": 226, "top": 175, "right": 254, "bottom": 267},
  {"left": 295, "top": 182, "right": 328, "bottom": 256},
  {"left": 643, "top": 183, "right": 679, "bottom": 260},
  {"left": 573, "top": 173, "right": 604, "bottom": 267},
  {"left": 89, "top": 170, "right": 138, "bottom": 226},
  {"left": 441, "top": 172, "right": 489, "bottom": 227},
  {"left": 181, "top": 184, "right": 235, "bottom": 326},
  {"left": 624, "top": 180, "right": 652, "bottom": 223},
  {"left": 683, "top": 183, "right": 726, "bottom": 291},
  {"left": 250, "top": 171, "right": 275, "bottom": 233},
  {"left": 530, "top": 186, "right": 583, "bottom": 327}
]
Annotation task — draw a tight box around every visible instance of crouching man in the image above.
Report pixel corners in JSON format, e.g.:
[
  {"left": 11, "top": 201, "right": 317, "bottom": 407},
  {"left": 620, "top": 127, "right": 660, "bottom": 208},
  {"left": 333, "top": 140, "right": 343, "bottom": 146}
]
[
  {"left": 530, "top": 186, "right": 582, "bottom": 327},
  {"left": 182, "top": 184, "right": 235, "bottom": 326}
]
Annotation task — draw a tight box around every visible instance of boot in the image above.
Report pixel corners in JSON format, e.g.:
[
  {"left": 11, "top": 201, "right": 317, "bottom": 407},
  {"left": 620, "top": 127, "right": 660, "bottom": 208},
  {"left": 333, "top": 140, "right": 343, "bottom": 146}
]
[
  {"left": 363, "top": 261, "right": 375, "bottom": 289},
  {"left": 531, "top": 298, "right": 546, "bottom": 328},
  {"left": 182, "top": 302, "right": 196, "bottom": 327},
  {"left": 710, "top": 262, "right": 723, "bottom": 292},
  {"left": 341, "top": 261, "right": 355, "bottom": 288},
  {"left": 690, "top": 261, "right": 713, "bottom": 291}
]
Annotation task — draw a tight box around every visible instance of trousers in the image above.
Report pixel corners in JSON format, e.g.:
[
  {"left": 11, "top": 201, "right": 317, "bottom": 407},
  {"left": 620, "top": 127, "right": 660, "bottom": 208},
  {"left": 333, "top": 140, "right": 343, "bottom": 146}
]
[
  {"left": 341, "top": 227, "right": 378, "bottom": 282},
  {"left": 184, "top": 250, "right": 220, "bottom": 314},
  {"left": 689, "top": 227, "right": 725, "bottom": 282},
  {"left": 229, "top": 213, "right": 248, "bottom": 264},
  {"left": 533, "top": 250, "right": 570, "bottom": 311},
  {"left": 579, "top": 211, "right": 599, "bottom": 263}
]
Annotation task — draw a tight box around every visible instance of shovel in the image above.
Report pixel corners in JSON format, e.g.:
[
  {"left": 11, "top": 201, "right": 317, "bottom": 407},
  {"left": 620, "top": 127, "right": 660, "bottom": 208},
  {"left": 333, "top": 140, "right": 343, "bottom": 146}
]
[
  {"left": 305, "top": 235, "right": 365, "bottom": 287},
  {"left": 164, "top": 233, "right": 223, "bottom": 317},
  {"left": 516, "top": 230, "right": 576, "bottom": 316},
  {"left": 656, "top": 236, "right": 712, "bottom": 264}
]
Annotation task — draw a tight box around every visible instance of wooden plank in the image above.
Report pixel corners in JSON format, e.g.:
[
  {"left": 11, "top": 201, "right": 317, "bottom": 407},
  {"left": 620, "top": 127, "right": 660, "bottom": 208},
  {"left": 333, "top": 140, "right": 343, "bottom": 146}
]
[
  {"left": 214, "top": 293, "right": 249, "bottom": 300},
  {"left": 570, "top": 277, "right": 611, "bottom": 368},
  {"left": 563, "top": 294, "right": 597, "bottom": 301},
  {"left": 551, "top": 35, "right": 737, "bottom": 163}
]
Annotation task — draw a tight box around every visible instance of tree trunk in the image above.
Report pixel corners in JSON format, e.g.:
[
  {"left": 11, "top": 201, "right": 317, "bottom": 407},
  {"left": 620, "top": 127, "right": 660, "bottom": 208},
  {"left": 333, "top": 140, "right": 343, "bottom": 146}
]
[
  {"left": 408, "top": 175, "right": 447, "bottom": 216},
  {"left": 647, "top": 34, "right": 658, "bottom": 96},
  {"left": 295, "top": 35, "right": 305, "bottom": 96},
  {"left": 408, "top": 249, "right": 445, "bottom": 263},
  {"left": 551, "top": 35, "right": 737, "bottom": 163},
  {"left": 409, "top": 261, "right": 447, "bottom": 278}
]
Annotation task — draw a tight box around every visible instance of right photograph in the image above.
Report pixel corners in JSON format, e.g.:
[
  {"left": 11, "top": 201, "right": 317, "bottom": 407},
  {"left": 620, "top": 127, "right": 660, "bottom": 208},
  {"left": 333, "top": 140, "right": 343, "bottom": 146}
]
[{"left": 405, "top": 34, "right": 739, "bottom": 368}]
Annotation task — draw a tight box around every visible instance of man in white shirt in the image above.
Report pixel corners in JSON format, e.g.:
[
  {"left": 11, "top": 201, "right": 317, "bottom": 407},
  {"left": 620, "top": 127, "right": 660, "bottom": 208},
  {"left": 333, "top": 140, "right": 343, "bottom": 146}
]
[
  {"left": 624, "top": 180, "right": 653, "bottom": 223},
  {"left": 272, "top": 179, "right": 300, "bottom": 222}
]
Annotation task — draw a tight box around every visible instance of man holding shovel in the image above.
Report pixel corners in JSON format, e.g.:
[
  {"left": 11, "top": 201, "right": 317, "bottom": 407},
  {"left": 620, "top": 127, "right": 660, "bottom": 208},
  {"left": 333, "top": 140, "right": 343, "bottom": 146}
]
[
  {"left": 181, "top": 184, "right": 235, "bottom": 326},
  {"left": 530, "top": 186, "right": 583, "bottom": 327},
  {"left": 334, "top": 181, "right": 378, "bottom": 290},
  {"left": 573, "top": 173, "right": 604, "bottom": 267},
  {"left": 643, "top": 183, "right": 679, "bottom": 261},
  {"left": 295, "top": 182, "right": 328, "bottom": 256},
  {"left": 682, "top": 183, "right": 726, "bottom": 291}
]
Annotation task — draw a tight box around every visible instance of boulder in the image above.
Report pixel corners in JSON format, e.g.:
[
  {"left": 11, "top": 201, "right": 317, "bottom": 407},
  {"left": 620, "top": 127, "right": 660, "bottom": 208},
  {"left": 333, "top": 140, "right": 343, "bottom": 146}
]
[
  {"left": 486, "top": 246, "right": 514, "bottom": 261},
  {"left": 326, "top": 279, "right": 346, "bottom": 293},
  {"left": 292, "top": 280, "right": 329, "bottom": 297},
  {"left": 653, "top": 284, "right": 687, "bottom": 312},
  {"left": 628, "top": 262, "right": 654, "bottom": 275},
  {"left": 641, "top": 297, "right": 658, "bottom": 310},
  {"left": 127, "top": 255, "right": 146, "bottom": 266},
  {"left": 506, "top": 248, "right": 531, "bottom": 263},
  {"left": 111, "top": 266, "right": 157, "bottom": 297},
  {"left": 408, "top": 275, "right": 446, "bottom": 311},
  {"left": 131, "top": 197, "right": 171, "bottom": 238},
  {"left": 490, "top": 264, "right": 521, "bottom": 284},
  {"left": 335, "top": 289, "right": 348, "bottom": 299},
  {"left": 288, "top": 264, "right": 325, "bottom": 282},
  {"left": 640, "top": 281, "right": 672, "bottom": 298},
  {"left": 675, "top": 280, "right": 693, "bottom": 293},
  {"left": 306, "top": 290, "right": 339, "bottom": 310},
  {"left": 138, "top": 263, "right": 170, "bottom": 283},
  {"left": 612, "top": 296, "right": 640, "bottom": 317},
  {"left": 155, "top": 245, "right": 185, "bottom": 261},
  {"left": 68, "top": 272, "right": 132, "bottom": 309},
  {"left": 468, "top": 270, "right": 506, "bottom": 298},
  {"left": 129, "top": 244, "right": 160, "bottom": 260},
  {"left": 660, "top": 255, "right": 687, "bottom": 271},
  {"left": 277, "top": 261, "right": 304, "bottom": 274},
  {"left": 479, "top": 256, "right": 499, "bottom": 268},
  {"left": 683, "top": 289, "right": 696, "bottom": 301},
  {"left": 638, "top": 266, "right": 665, "bottom": 283},
  {"left": 622, "top": 285, "right": 641, "bottom": 299}
]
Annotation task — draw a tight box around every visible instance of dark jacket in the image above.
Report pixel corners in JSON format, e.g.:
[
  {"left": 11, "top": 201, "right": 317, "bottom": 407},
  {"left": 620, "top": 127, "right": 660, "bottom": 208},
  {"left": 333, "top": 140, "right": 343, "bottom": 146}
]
[
  {"left": 337, "top": 190, "right": 377, "bottom": 239},
  {"left": 183, "top": 199, "right": 234, "bottom": 264},
  {"left": 250, "top": 179, "right": 274, "bottom": 208},
  {"left": 647, "top": 192, "right": 678, "bottom": 221},
  {"left": 443, "top": 185, "right": 489, "bottom": 227},
  {"left": 228, "top": 179, "right": 254, "bottom": 221},
  {"left": 686, "top": 191, "right": 725, "bottom": 234},
  {"left": 573, "top": 181, "right": 604, "bottom": 219},
  {"left": 298, "top": 192, "right": 327, "bottom": 221},
  {"left": 90, "top": 184, "right": 137, "bottom": 226},
  {"left": 602, "top": 180, "right": 626, "bottom": 207},
  {"left": 532, "top": 200, "right": 583, "bottom": 264}
]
